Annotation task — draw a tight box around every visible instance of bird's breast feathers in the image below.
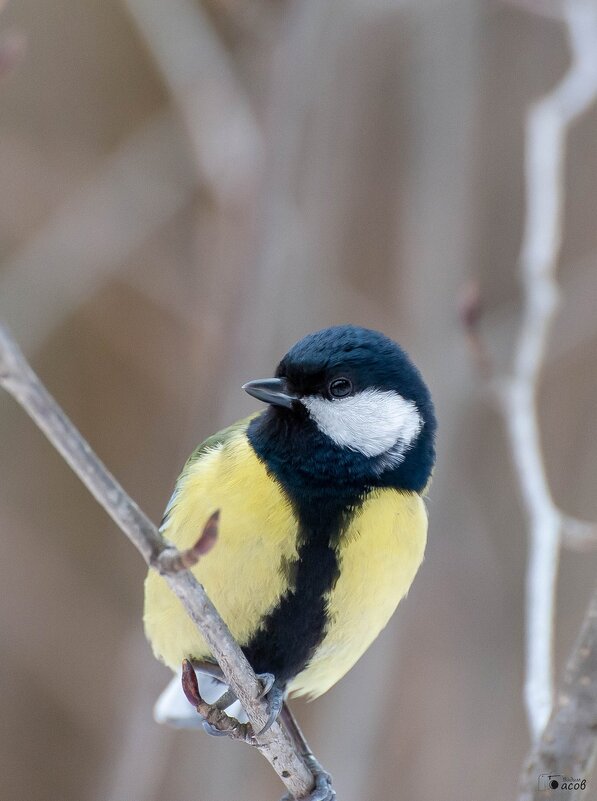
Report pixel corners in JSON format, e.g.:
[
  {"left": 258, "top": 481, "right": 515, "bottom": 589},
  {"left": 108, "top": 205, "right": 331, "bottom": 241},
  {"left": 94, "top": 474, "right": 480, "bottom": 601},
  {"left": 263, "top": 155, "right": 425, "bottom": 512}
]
[
  {"left": 290, "top": 488, "right": 426, "bottom": 698},
  {"left": 144, "top": 425, "right": 427, "bottom": 699}
]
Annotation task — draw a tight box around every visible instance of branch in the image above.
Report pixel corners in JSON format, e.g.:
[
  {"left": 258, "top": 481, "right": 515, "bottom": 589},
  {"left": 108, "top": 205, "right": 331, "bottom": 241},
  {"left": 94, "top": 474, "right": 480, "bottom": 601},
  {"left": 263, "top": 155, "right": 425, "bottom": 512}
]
[
  {"left": 0, "top": 322, "right": 316, "bottom": 801},
  {"left": 464, "top": 0, "right": 597, "bottom": 755},
  {"left": 462, "top": 0, "right": 597, "bottom": 744},
  {"left": 504, "top": 0, "right": 597, "bottom": 743},
  {"left": 181, "top": 658, "right": 258, "bottom": 745},
  {"left": 157, "top": 511, "right": 220, "bottom": 572},
  {"left": 519, "top": 584, "right": 597, "bottom": 800}
]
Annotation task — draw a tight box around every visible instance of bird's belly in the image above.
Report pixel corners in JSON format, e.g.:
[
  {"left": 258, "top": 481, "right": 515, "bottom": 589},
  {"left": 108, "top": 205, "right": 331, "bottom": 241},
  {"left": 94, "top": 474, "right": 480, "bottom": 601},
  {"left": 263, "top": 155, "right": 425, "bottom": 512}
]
[
  {"left": 144, "top": 439, "right": 299, "bottom": 672},
  {"left": 144, "top": 437, "right": 427, "bottom": 701},
  {"left": 288, "top": 490, "right": 427, "bottom": 699}
]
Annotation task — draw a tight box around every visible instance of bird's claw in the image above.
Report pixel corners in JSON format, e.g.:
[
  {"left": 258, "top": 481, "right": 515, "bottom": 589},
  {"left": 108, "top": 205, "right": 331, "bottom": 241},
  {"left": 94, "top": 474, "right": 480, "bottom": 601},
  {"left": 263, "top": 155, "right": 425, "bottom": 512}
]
[
  {"left": 256, "top": 671, "right": 276, "bottom": 697},
  {"left": 256, "top": 677, "right": 286, "bottom": 735},
  {"left": 185, "top": 661, "right": 285, "bottom": 739},
  {"left": 280, "top": 755, "right": 335, "bottom": 801},
  {"left": 202, "top": 720, "right": 230, "bottom": 737}
]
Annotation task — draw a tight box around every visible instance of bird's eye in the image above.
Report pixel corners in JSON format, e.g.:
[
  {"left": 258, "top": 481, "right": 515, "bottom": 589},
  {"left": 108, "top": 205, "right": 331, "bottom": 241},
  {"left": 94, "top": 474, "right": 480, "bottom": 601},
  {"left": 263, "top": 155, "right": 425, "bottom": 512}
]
[{"left": 329, "top": 378, "right": 353, "bottom": 398}]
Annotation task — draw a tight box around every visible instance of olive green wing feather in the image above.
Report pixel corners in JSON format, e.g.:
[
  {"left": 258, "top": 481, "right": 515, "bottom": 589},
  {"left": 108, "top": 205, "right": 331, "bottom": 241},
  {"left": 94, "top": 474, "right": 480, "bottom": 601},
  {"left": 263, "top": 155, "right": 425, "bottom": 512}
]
[{"left": 158, "top": 413, "right": 259, "bottom": 532}]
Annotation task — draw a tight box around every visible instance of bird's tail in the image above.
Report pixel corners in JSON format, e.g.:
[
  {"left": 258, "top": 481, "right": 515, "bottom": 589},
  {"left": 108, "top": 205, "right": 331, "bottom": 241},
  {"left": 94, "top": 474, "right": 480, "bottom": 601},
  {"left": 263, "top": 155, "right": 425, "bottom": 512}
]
[{"left": 154, "top": 668, "right": 249, "bottom": 729}]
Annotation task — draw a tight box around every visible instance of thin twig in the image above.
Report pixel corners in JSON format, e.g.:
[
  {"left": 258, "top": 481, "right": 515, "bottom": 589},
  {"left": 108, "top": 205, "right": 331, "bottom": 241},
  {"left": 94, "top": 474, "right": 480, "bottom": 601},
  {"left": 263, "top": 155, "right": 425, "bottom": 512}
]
[
  {"left": 156, "top": 511, "right": 220, "bottom": 573},
  {"left": 458, "top": 278, "right": 492, "bottom": 378},
  {"left": 0, "top": 322, "right": 316, "bottom": 800}
]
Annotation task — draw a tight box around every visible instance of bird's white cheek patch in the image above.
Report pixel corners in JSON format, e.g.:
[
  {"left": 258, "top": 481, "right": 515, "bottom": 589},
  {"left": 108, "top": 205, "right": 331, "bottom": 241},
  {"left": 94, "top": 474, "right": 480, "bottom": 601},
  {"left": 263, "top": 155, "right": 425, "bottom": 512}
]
[{"left": 301, "top": 389, "right": 423, "bottom": 460}]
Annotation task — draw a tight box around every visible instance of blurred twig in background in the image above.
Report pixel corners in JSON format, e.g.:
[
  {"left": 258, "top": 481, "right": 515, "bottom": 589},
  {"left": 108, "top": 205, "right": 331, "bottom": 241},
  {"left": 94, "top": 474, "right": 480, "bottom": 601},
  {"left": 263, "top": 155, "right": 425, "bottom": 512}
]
[
  {"left": 501, "top": 0, "right": 597, "bottom": 742},
  {"left": 515, "top": 1, "right": 597, "bottom": 791},
  {"left": 0, "top": 0, "right": 25, "bottom": 79},
  {"left": 123, "top": 0, "right": 263, "bottom": 207},
  {"left": 0, "top": 112, "right": 197, "bottom": 352},
  {"left": 465, "top": 0, "right": 597, "bottom": 784}
]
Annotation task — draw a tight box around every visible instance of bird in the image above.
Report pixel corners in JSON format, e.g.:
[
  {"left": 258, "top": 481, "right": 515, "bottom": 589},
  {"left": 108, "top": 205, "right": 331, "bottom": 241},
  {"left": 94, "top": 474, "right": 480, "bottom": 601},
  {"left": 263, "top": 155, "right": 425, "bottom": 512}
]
[{"left": 144, "top": 324, "right": 436, "bottom": 749}]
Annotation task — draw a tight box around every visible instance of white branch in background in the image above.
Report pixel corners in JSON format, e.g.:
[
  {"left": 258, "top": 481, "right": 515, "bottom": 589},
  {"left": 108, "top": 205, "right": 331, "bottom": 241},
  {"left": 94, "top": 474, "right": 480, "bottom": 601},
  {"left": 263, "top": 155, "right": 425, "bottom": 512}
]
[{"left": 499, "top": 0, "right": 597, "bottom": 742}]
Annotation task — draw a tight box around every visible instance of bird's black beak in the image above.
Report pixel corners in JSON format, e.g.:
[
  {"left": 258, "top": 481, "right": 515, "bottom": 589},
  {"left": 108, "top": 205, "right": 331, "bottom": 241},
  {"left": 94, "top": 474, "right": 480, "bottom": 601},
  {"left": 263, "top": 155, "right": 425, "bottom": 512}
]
[{"left": 242, "top": 378, "right": 299, "bottom": 409}]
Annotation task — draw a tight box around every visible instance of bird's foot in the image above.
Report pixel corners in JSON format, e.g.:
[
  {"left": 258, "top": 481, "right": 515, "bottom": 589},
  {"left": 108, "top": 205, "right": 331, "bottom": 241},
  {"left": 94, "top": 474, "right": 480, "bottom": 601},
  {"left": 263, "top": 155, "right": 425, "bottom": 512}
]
[
  {"left": 202, "top": 720, "right": 230, "bottom": 737},
  {"left": 256, "top": 671, "right": 276, "bottom": 696},
  {"left": 255, "top": 674, "right": 287, "bottom": 735},
  {"left": 182, "top": 660, "right": 285, "bottom": 740},
  {"left": 181, "top": 659, "right": 258, "bottom": 745},
  {"left": 281, "top": 755, "right": 335, "bottom": 801}
]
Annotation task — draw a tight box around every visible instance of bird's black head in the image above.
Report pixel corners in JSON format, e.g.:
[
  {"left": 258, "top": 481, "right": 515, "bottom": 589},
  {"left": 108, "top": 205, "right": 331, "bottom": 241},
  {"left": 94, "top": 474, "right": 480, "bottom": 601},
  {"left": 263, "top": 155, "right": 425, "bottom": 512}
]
[{"left": 245, "top": 325, "right": 436, "bottom": 496}]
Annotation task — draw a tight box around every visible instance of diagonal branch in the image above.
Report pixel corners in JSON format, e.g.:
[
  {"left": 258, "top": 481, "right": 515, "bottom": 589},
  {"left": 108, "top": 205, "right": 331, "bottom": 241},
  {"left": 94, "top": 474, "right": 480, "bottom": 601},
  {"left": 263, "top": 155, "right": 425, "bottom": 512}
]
[{"left": 0, "top": 322, "right": 316, "bottom": 801}]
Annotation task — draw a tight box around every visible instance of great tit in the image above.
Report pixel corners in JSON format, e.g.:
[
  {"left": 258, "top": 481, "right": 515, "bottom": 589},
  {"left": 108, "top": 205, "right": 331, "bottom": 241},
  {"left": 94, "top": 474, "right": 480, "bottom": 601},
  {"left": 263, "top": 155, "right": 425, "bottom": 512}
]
[{"left": 144, "top": 324, "right": 436, "bottom": 732}]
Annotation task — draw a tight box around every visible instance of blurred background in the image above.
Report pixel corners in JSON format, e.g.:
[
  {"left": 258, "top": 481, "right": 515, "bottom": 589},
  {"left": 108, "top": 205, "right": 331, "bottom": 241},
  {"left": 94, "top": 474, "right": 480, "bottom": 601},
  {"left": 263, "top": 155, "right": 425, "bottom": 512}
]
[{"left": 1, "top": 1, "right": 597, "bottom": 800}]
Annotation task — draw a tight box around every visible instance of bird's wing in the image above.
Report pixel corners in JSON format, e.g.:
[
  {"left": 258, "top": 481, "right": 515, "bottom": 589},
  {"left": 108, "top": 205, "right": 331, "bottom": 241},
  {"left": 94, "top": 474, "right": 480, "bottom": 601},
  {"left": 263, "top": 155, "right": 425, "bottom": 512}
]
[
  {"left": 159, "top": 414, "right": 258, "bottom": 533},
  {"left": 144, "top": 411, "right": 299, "bottom": 673}
]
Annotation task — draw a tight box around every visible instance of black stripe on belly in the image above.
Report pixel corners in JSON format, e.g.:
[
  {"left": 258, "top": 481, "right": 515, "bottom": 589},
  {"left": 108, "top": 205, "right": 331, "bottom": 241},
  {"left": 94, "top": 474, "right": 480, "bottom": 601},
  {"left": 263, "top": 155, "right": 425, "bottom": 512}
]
[
  {"left": 241, "top": 494, "right": 360, "bottom": 684},
  {"left": 244, "top": 408, "right": 369, "bottom": 684}
]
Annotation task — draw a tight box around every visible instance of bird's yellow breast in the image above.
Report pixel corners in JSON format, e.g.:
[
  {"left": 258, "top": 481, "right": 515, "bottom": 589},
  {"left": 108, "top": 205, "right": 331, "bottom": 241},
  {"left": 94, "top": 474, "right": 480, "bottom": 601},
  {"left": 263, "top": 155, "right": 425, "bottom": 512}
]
[
  {"left": 144, "top": 433, "right": 298, "bottom": 670},
  {"left": 288, "top": 489, "right": 427, "bottom": 698},
  {"left": 144, "top": 431, "right": 427, "bottom": 700}
]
